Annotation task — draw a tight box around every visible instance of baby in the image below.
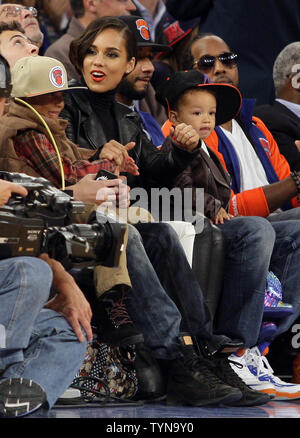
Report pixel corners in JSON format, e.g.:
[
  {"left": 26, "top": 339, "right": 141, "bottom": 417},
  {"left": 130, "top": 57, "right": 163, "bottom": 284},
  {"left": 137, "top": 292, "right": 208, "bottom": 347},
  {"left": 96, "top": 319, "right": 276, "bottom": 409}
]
[{"left": 158, "top": 69, "right": 241, "bottom": 224}]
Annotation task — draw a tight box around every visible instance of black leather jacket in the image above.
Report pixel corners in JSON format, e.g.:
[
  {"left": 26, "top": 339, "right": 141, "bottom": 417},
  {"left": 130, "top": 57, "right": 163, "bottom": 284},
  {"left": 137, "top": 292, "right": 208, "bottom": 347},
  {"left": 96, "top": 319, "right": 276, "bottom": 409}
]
[{"left": 61, "top": 87, "right": 199, "bottom": 193}]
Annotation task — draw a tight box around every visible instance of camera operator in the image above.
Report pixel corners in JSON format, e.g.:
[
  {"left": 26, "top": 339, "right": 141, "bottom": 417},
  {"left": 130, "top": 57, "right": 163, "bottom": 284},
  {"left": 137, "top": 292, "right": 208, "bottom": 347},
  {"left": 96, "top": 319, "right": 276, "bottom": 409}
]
[
  {"left": 0, "top": 57, "right": 93, "bottom": 417},
  {"left": 0, "top": 180, "right": 92, "bottom": 417}
]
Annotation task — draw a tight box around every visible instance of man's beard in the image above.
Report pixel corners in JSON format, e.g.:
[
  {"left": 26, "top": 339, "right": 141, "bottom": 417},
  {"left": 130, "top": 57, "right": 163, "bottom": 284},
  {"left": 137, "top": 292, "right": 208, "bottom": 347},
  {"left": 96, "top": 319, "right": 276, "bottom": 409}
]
[{"left": 117, "top": 77, "right": 147, "bottom": 101}]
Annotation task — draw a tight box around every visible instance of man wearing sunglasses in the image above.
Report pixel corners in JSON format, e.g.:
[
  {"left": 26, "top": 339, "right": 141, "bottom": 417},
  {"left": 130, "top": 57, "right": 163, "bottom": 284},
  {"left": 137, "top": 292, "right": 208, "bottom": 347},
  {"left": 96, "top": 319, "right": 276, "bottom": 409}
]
[{"left": 0, "top": 2, "right": 44, "bottom": 48}]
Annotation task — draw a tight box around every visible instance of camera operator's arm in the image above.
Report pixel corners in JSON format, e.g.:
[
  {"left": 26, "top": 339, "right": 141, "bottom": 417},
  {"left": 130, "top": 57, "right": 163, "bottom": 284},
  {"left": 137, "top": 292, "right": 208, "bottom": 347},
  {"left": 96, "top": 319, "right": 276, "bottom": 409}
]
[
  {"left": 0, "top": 179, "right": 28, "bottom": 206},
  {"left": 39, "top": 253, "right": 93, "bottom": 343}
]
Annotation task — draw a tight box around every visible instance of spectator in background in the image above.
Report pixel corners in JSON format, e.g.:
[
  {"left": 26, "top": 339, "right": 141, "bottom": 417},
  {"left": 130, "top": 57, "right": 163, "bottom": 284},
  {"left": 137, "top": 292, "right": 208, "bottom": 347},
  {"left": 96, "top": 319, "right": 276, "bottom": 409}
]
[
  {"left": 0, "top": 1, "right": 44, "bottom": 49},
  {"left": 130, "top": 0, "right": 172, "bottom": 126},
  {"left": 165, "top": 0, "right": 300, "bottom": 105},
  {"left": 45, "top": 0, "right": 136, "bottom": 81},
  {"left": 151, "top": 11, "right": 200, "bottom": 90},
  {"left": 132, "top": 0, "right": 167, "bottom": 45},
  {"left": 115, "top": 15, "right": 169, "bottom": 146},
  {"left": 0, "top": 21, "right": 38, "bottom": 67},
  {"left": 36, "top": 0, "right": 72, "bottom": 50},
  {"left": 254, "top": 42, "right": 300, "bottom": 172},
  {"left": 0, "top": 0, "right": 72, "bottom": 50}
]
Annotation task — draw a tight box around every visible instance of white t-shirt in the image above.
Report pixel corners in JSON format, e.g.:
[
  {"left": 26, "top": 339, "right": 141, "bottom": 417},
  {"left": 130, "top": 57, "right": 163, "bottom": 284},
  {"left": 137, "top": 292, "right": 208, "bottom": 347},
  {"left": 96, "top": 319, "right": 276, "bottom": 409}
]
[
  {"left": 220, "top": 119, "right": 269, "bottom": 191},
  {"left": 201, "top": 140, "right": 210, "bottom": 156}
]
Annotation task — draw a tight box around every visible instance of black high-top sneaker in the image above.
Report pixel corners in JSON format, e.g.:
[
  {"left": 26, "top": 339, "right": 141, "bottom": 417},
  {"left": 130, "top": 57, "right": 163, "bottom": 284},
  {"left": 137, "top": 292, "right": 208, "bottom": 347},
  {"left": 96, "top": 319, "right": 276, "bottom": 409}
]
[
  {"left": 209, "top": 353, "right": 271, "bottom": 407},
  {"left": 159, "top": 335, "right": 242, "bottom": 406},
  {"left": 95, "top": 286, "right": 144, "bottom": 347}
]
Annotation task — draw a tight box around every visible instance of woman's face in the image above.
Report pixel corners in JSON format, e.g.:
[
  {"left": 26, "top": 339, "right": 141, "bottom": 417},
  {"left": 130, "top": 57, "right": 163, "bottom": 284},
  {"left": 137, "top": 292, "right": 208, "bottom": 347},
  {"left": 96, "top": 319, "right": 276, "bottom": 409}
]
[{"left": 82, "top": 28, "right": 135, "bottom": 93}]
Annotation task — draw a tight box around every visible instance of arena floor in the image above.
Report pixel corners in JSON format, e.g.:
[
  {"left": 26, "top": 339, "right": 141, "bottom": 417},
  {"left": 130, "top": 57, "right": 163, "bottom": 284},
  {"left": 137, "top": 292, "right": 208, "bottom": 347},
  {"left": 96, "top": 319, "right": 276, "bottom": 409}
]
[{"left": 28, "top": 398, "right": 300, "bottom": 419}]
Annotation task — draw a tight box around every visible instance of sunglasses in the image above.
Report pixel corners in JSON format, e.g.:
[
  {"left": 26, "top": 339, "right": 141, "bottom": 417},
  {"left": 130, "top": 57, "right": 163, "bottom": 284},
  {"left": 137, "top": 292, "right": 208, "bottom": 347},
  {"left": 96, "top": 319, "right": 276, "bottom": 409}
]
[
  {"left": 0, "top": 6, "right": 38, "bottom": 18},
  {"left": 193, "top": 52, "right": 238, "bottom": 72}
]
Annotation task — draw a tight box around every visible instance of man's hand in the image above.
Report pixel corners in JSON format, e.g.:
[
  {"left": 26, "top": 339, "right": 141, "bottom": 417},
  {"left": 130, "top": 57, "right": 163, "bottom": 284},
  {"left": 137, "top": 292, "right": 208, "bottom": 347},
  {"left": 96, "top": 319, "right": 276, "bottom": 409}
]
[
  {"left": 0, "top": 180, "right": 28, "bottom": 207},
  {"left": 44, "top": 285, "right": 93, "bottom": 343},
  {"left": 295, "top": 140, "right": 300, "bottom": 152},
  {"left": 39, "top": 253, "right": 93, "bottom": 343},
  {"left": 170, "top": 123, "right": 200, "bottom": 151},
  {"left": 100, "top": 141, "right": 139, "bottom": 175}
]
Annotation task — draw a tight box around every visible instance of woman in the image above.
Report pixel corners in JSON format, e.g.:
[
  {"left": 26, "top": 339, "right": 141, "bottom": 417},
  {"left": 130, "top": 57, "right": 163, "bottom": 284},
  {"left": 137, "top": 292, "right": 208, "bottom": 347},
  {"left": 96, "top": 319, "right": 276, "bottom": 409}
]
[{"left": 62, "top": 16, "right": 200, "bottom": 202}]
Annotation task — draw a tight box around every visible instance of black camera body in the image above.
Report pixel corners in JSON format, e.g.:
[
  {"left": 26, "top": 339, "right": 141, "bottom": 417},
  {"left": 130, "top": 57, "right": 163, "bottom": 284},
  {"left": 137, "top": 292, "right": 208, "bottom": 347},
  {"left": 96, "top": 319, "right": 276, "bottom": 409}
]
[{"left": 0, "top": 172, "right": 126, "bottom": 269}]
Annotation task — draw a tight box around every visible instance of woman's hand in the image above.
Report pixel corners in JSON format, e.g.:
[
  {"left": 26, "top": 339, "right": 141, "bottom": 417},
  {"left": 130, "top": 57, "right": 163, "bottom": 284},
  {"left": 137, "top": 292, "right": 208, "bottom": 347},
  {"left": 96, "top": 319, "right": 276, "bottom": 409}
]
[
  {"left": 100, "top": 140, "right": 139, "bottom": 175},
  {"left": 170, "top": 123, "right": 200, "bottom": 151}
]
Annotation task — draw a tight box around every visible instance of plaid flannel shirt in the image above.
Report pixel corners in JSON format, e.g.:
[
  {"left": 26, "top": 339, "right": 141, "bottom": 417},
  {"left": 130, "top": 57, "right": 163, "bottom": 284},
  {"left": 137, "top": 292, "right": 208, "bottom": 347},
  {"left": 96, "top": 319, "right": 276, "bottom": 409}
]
[{"left": 13, "top": 130, "right": 116, "bottom": 188}]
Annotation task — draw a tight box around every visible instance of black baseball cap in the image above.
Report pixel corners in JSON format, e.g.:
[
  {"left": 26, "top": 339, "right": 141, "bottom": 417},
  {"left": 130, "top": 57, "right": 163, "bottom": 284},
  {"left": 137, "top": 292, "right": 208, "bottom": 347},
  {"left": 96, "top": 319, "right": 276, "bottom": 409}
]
[
  {"left": 118, "top": 15, "right": 170, "bottom": 53},
  {"left": 156, "top": 69, "right": 242, "bottom": 126}
]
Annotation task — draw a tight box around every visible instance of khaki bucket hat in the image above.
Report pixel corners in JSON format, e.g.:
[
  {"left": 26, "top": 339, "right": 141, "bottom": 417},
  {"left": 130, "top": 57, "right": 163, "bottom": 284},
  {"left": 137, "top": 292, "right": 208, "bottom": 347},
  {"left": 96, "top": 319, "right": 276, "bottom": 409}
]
[{"left": 11, "top": 55, "right": 87, "bottom": 98}]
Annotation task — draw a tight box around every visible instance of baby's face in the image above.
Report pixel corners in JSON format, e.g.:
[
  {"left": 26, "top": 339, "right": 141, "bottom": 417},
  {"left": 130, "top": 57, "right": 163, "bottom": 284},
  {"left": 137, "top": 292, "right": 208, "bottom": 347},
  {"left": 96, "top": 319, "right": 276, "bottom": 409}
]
[{"left": 175, "top": 89, "right": 216, "bottom": 139}]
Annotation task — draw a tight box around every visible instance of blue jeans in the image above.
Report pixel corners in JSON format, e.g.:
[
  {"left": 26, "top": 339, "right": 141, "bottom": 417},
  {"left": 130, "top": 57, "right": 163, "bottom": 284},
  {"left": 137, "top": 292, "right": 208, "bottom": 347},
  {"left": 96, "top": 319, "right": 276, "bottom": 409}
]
[
  {"left": 266, "top": 207, "right": 300, "bottom": 337},
  {"left": 126, "top": 223, "right": 231, "bottom": 360},
  {"left": 0, "top": 257, "right": 87, "bottom": 408},
  {"left": 215, "top": 216, "right": 276, "bottom": 347}
]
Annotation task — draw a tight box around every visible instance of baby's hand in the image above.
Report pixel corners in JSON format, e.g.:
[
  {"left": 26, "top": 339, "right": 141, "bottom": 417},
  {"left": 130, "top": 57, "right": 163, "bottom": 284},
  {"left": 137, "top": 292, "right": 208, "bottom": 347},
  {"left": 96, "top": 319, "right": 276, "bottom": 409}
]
[
  {"left": 214, "top": 207, "right": 234, "bottom": 224},
  {"left": 170, "top": 123, "right": 200, "bottom": 151}
]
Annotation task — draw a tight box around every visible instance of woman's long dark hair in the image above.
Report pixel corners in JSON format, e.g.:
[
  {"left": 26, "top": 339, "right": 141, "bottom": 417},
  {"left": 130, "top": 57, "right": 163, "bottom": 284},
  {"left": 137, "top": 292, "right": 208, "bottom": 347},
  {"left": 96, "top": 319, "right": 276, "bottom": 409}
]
[{"left": 69, "top": 16, "right": 137, "bottom": 76}]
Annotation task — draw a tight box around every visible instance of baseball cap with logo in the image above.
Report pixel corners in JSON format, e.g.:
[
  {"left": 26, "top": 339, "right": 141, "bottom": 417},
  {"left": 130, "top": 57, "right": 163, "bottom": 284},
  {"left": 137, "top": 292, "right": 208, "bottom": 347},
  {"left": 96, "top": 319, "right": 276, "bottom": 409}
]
[
  {"left": 156, "top": 70, "right": 242, "bottom": 126},
  {"left": 118, "top": 15, "right": 170, "bottom": 53},
  {"left": 11, "top": 56, "right": 87, "bottom": 98},
  {"left": 161, "top": 12, "right": 200, "bottom": 47}
]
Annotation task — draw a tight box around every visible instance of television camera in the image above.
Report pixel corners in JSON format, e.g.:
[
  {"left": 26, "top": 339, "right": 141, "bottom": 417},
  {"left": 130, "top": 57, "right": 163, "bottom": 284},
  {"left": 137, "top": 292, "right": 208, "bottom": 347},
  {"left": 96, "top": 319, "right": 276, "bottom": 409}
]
[{"left": 0, "top": 172, "right": 126, "bottom": 269}]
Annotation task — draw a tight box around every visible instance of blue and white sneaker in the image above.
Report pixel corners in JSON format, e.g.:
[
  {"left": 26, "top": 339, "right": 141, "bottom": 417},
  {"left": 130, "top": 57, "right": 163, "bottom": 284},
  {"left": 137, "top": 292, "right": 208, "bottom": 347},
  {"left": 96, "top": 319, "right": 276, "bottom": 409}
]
[
  {"left": 246, "top": 346, "right": 300, "bottom": 401},
  {"left": 229, "top": 350, "right": 275, "bottom": 398},
  {"left": 0, "top": 378, "right": 46, "bottom": 417}
]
